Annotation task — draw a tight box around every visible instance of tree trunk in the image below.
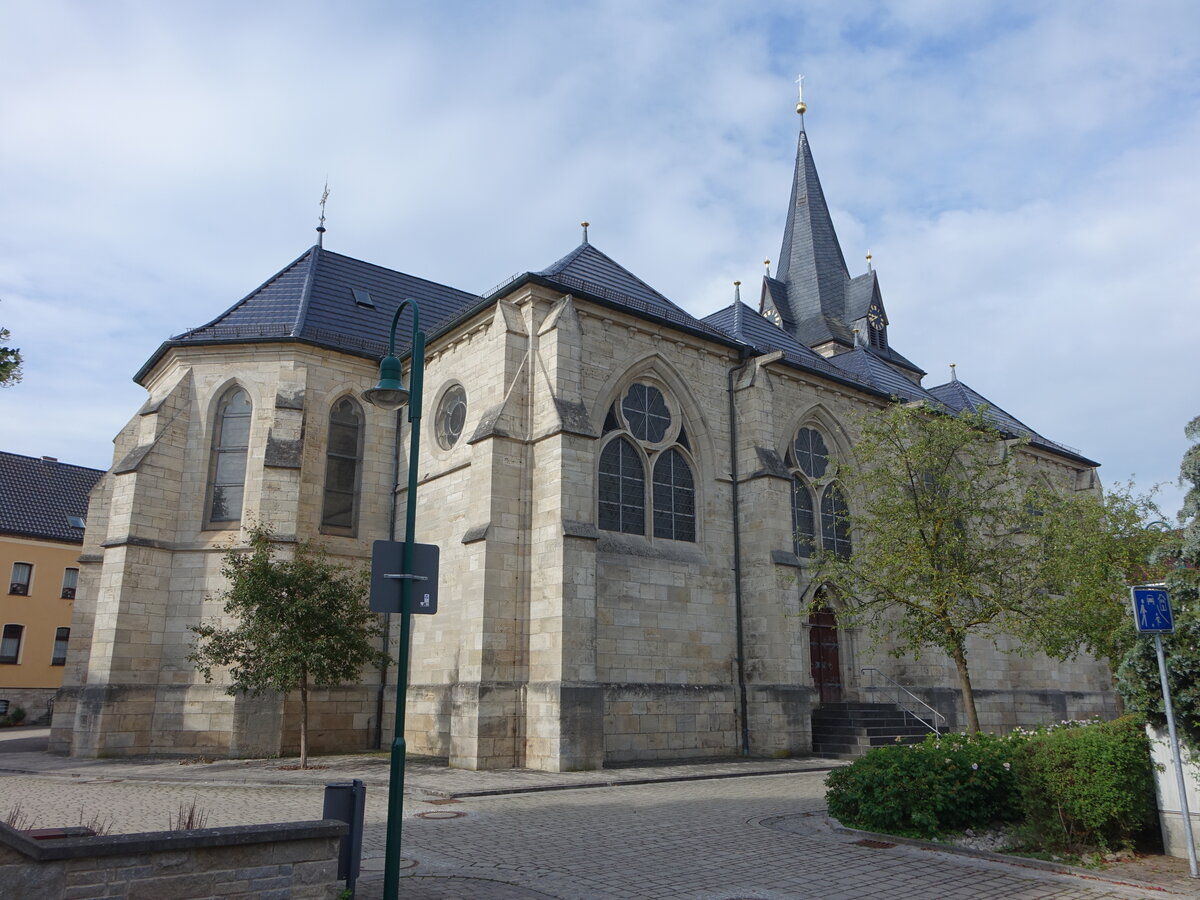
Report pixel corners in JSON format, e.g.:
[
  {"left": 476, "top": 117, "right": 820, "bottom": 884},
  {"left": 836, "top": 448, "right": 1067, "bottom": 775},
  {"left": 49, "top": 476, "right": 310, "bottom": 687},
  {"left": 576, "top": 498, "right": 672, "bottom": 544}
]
[
  {"left": 949, "top": 642, "right": 981, "bottom": 733},
  {"left": 299, "top": 675, "right": 309, "bottom": 770}
]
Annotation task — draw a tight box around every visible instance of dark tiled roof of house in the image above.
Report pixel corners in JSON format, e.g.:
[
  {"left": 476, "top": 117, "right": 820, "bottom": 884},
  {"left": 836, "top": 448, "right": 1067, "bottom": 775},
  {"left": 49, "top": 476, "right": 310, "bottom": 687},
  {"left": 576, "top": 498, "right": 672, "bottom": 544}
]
[
  {"left": 926, "top": 378, "right": 1097, "bottom": 465},
  {"left": 135, "top": 247, "right": 484, "bottom": 383},
  {"left": 0, "top": 452, "right": 104, "bottom": 544}
]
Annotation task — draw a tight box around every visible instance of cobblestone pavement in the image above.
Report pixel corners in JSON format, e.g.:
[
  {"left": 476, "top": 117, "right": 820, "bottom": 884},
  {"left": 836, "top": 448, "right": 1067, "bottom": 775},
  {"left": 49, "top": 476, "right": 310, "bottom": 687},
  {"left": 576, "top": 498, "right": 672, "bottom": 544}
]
[{"left": 1, "top": 727, "right": 1195, "bottom": 899}]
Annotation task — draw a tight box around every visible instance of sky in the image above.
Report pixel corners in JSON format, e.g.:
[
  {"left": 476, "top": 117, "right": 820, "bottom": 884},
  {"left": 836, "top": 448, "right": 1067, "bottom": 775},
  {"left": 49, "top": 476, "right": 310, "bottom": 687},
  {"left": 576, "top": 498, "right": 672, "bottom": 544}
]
[{"left": 2, "top": 0, "right": 1197, "bottom": 518}]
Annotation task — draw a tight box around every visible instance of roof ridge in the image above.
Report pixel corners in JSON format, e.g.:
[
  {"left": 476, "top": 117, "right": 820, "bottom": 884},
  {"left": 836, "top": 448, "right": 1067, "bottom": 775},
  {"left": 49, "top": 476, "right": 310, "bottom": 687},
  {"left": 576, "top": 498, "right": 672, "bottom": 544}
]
[
  {"left": 179, "top": 245, "right": 318, "bottom": 338},
  {"left": 290, "top": 245, "right": 323, "bottom": 338}
]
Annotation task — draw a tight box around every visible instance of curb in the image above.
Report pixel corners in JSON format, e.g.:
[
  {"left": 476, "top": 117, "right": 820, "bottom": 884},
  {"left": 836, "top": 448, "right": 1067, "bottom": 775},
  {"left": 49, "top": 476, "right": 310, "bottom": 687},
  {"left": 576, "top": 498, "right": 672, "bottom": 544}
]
[{"left": 829, "top": 823, "right": 1189, "bottom": 895}]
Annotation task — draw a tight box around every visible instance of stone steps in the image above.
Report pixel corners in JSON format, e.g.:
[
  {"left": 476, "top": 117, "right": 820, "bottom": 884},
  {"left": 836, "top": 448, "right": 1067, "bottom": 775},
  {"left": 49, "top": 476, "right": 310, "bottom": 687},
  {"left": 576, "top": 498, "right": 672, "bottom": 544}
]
[{"left": 810, "top": 701, "right": 938, "bottom": 760}]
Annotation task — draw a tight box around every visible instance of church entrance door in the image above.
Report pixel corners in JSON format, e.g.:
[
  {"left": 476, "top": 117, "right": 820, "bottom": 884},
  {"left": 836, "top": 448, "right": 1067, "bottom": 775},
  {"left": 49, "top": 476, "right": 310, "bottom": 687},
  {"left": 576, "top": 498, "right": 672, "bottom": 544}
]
[{"left": 808, "top": 607, "right": 842, "bottom": 703}]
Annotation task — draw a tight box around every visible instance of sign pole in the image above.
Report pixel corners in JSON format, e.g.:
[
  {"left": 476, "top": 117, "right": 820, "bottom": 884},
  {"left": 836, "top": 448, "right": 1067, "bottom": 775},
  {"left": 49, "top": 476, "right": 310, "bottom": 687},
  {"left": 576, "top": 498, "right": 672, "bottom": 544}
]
[{"left": 1154, "top": 632, "right": 1199, "bottom": 877}]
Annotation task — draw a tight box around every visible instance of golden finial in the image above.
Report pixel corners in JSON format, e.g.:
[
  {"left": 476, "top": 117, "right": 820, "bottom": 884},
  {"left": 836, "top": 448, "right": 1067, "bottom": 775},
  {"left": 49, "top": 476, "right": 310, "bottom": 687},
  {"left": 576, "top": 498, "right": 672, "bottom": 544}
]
[
  {"left": 865, "top": 249, "right": 872, "bottom": 271},
  {"left": 763, "top": 258, "right": 771, "bottom": 276},
  {"left": 734, "top": 280, "right": 742, "bottom": 302},
  {"left": 950, "top": 363, "right": 958, "bottom": 382},
  {"left": 795, "top": 74, "right": 807, "bottom": 115},
  {"left": 581, "top": 221, "right": 590, "bottom": 243}
]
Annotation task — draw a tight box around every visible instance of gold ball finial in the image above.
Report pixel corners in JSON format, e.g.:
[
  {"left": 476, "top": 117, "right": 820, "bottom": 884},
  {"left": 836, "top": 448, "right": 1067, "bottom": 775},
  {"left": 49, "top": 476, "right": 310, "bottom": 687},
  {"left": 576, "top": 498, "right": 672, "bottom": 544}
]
[
  {"left": 734, "top": 280, "right": 742, "bottom": 286},
  {"left": 796, "top": 101, "right": 807, "bottom": 115}
]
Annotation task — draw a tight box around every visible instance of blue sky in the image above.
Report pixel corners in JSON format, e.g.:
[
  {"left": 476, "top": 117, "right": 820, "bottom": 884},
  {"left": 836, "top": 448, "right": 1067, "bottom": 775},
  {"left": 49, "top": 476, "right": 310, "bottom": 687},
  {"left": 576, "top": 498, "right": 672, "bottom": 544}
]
[{"left": 2, "top": 0, "right": 1197, "bottom": 516}]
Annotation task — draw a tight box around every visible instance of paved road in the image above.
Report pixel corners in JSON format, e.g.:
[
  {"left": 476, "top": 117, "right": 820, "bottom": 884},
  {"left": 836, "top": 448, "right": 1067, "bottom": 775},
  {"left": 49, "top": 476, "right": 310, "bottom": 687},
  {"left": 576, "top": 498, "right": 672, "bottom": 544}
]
[{"left": 0, "top": 729, "right": 1190, "bottom": 899}]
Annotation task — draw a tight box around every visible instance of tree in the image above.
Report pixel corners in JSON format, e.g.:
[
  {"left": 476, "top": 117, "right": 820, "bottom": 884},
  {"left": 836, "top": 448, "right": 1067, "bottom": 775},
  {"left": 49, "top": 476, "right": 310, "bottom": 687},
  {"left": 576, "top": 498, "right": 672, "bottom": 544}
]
[
  {"left": 189, "top": 524, "right": 389, "bottom": 767},
  {"left": 1117, "top": 414, "right": 1200, "bottom": 748},
  {"left": 814, "top": 403, "right": 1164, "bottom": 734},
  {"left": 0, "top": 325, "right": 22, "bottom": 386}
]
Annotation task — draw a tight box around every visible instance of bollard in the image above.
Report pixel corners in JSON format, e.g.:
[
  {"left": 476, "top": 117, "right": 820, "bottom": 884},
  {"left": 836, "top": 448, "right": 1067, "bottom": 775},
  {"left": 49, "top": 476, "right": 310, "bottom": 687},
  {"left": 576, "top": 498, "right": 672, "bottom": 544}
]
[{"left": 323, "top": 779, "right": 366, "bottom": 895}]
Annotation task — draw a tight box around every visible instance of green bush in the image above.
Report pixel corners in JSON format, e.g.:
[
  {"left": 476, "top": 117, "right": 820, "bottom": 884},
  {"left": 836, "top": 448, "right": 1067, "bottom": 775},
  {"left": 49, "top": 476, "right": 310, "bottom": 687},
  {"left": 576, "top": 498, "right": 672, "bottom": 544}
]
[
  {"left": 1014, "top": 715, "right": 1155, "bottom": 852},
  {"left": 825, "top": 731, "right": 1024, "bottom": 838}
]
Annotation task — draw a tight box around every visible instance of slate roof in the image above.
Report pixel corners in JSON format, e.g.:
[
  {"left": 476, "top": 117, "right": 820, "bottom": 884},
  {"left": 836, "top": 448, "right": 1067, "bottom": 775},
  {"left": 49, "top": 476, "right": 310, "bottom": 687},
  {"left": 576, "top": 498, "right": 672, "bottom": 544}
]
[
  {"left": 135, "top": 247, "right": 484, "bottom": 383},
  {"left": 926, "top": 378, "right": 1097, "bottom": 465},
  {"left": 0, "top": 452, "right": 104, "bottom": 544},
  {"left": 701, "top": 302, "right": 886, "bottom": 396},
  {"left": 775, "top": 125, "right": 851, "bottom": 348},
  {"left": 478, "top": 241, "right": 739, "bottom": 348},
  {"left": 828, "top": 347, "right": 940, "bottom": 404}
]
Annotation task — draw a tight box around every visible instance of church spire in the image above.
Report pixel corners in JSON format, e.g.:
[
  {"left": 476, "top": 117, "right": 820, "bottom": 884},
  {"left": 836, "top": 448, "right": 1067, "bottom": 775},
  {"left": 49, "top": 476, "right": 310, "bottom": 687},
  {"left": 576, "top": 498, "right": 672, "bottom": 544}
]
[{"left": 771, "top": 87, "right": 851, "bottom": 349}]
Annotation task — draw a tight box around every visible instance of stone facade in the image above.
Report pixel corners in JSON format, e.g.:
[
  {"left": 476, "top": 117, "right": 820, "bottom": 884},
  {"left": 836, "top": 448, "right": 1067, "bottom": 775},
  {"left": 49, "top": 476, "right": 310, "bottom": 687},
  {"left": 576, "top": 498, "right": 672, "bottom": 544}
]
[{"left": 52, "top": 113, "right": 1117, "bottom": 770}]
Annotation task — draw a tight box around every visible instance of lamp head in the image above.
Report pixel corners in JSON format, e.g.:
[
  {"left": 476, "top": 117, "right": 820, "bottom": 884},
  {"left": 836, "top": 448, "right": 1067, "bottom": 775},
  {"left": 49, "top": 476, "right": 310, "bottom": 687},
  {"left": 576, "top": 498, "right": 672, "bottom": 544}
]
[{"left": 362, "top": 355, "right": 409, "bottom": 411}]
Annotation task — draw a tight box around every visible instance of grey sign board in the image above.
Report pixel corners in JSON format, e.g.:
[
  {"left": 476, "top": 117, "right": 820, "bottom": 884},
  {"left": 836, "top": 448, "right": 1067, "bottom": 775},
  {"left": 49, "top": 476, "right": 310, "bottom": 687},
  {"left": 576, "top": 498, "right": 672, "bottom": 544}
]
[{"left": 370, "top": 540, "right": 439, "bottom": 614}]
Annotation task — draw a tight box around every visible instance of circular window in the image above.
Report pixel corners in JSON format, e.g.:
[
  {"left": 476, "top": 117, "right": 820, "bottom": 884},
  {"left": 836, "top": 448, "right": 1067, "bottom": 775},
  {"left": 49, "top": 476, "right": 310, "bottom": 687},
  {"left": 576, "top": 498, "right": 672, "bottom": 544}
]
[
  {"left": 621, "top": 383, "right": 672, "bottom": 444},
  {"left": 793, "top": 427, "right": 829, "bottom": 479},
  {"left": 436, "top": 385, "right": 467, "bottom": 449}
]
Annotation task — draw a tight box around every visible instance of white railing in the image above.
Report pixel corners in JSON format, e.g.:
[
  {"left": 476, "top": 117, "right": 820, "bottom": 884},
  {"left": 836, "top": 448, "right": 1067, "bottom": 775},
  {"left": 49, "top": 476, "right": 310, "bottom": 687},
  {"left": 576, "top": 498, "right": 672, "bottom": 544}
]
[{"left": 860, "top": 667, "right": 947, "bottom": 735}]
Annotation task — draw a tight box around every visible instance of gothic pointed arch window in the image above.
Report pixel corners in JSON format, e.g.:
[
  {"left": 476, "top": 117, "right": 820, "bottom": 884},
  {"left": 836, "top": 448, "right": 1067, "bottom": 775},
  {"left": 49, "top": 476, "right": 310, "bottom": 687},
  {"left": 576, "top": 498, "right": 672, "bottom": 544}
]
[
  {"left": 598, "top": 380, "right": 696, "bottom": 542},
  {"left": 322, "top": 396, "right": 364, "bottom": 533},
  {"left": 207, "top": 385, "right": 252, "bottom": 525},
  {"left": 788, "top": 425, "right": 850, "bottom": 559}
]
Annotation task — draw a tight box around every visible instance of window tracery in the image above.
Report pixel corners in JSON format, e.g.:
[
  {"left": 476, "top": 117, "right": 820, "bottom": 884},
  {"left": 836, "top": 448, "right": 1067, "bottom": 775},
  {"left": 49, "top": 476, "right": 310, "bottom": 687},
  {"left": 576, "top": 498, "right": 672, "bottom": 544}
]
[
  {"left": 598, "top": 381, "right": 696, "bottom": 542},
  {"left": 788, "top": 425, "right": 851, "bottom": 559}
]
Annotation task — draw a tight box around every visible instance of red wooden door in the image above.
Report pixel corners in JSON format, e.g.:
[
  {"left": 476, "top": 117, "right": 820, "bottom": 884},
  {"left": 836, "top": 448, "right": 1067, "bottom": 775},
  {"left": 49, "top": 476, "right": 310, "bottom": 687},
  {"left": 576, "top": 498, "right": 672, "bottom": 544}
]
[{"left": 809, "top": 607, "right": 842, "bottom": 703}]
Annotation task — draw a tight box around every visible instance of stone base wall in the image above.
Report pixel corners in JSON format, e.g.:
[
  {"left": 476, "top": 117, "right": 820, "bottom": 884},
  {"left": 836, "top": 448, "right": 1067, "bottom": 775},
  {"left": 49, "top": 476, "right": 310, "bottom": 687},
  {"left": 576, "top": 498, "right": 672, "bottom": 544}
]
[
  {"left": 602, "top": 683, "right": 737, "bottom": 763},
  {"left": 0, "top": 819, "right": 345, "bottom": 900},
  {"left": 0, "top": 687, "right": 57, "bottom": 725},
  {"left": 746, "top": 684, "right": 815, "bottom": 756},
  {"left": 281, "top": 685, "right": 382, "bottom": 756}
]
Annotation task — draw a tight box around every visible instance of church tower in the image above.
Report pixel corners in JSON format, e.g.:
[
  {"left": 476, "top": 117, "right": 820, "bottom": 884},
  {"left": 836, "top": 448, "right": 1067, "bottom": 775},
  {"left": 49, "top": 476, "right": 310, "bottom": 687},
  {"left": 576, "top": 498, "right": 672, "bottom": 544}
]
[{"left": 760, "top": 85, "right": 923, "bottom": 381}]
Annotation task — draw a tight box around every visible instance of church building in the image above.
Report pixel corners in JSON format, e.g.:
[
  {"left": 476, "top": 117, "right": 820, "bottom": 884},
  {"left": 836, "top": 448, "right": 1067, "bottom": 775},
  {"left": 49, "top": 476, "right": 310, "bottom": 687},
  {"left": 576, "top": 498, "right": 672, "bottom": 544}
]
[{"left": 51, "top": 102, "right": 1115, "bottom": 770}]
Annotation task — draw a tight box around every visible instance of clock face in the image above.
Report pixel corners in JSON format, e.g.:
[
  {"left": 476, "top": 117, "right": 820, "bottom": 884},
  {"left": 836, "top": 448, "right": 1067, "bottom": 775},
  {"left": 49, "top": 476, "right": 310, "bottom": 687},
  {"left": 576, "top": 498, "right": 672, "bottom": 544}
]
[
  {"left": 764, "top": 307, "right": 783, "bottom": 326},
  {"left": 867, "top": 304, "right": 884, "bottom": 329}
]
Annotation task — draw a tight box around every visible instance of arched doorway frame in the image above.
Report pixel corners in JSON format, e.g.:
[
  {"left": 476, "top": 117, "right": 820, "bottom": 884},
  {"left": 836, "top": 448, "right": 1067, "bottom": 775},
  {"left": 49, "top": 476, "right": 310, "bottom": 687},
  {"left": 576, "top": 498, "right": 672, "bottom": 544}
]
[{"left": 803, "top": 584, "right": 861, "bottom": 704}]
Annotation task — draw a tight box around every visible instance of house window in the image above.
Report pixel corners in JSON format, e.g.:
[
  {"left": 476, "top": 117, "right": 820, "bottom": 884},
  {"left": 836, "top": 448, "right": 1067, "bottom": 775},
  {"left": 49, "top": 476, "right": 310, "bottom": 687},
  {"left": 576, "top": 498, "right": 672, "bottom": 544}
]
[
  {"left": 207, "top": 386, "right": 252, "bottom": 524},
  {"left": 52, "top": 628, "right": 70, "bottom": 665},
  {"left": 9, "top": 563, "right": 32, "bottom": 596},
  {"left": 321, "top": 397, "right": 364, "bottom": 532},
  {"left": 599, "top": 382, "right": 697, "bottom": 542},
  {"left": 0, "top": 625, "right": 23, "bottom": 664},
  {"left": 61, "top": 568, "right": 78, "bottom": 600}
]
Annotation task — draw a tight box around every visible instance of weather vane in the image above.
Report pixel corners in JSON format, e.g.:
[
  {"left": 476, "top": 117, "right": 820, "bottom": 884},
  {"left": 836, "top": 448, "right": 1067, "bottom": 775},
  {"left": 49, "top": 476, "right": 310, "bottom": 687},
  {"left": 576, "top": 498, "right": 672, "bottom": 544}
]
[{"left": 317, "top": 181, "right": 330, "bottom": 248}]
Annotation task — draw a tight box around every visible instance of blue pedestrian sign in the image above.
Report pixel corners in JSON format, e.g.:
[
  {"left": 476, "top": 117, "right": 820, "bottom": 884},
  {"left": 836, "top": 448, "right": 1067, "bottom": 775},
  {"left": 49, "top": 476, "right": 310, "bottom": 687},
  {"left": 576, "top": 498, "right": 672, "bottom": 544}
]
[{"left": 1131, "top": 585, "right": 1174, "bottom": 634}]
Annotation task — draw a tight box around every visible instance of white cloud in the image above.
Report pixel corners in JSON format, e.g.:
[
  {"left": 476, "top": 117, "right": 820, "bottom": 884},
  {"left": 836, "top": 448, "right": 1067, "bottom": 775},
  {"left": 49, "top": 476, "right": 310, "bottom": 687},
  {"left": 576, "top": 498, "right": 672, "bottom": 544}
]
[{"left": 0, "top": 0, "right": 1196, "bottom": 514}]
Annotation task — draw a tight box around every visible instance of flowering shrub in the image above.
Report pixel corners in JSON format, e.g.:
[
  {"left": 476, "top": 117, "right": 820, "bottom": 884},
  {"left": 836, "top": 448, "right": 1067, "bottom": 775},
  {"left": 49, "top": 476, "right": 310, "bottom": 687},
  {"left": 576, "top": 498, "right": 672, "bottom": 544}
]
[
  {"left": 824, "top": 731, "right": 1024, "bottom": 838},
  {"left": 825, "top": 717, "right": 1156, "bottom": 851},
  {"left": 1014, "top": 715, "right": 1155, "bottom": 852}
]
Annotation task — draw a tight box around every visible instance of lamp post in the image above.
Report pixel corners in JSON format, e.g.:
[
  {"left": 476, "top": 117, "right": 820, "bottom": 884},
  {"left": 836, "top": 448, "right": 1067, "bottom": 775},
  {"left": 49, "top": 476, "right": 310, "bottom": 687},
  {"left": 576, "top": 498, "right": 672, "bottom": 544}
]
[{"left": 362, "top": 298, "right": 425, "bottom": 899}]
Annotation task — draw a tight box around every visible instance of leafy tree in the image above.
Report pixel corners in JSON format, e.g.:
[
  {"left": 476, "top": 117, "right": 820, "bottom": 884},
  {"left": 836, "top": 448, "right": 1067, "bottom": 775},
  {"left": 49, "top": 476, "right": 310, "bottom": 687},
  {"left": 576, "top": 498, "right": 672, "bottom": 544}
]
[
  {"left": 814, "top": 403, "right": 1164, "bottom": 734},
  {"left": 0, "top": 325, "right": 22, "bottom": 386},
  {"left": 1117, "top": 414, "right": 1200, "bottom": 748},
  {"left": 190, "top": 524, "right": 389, "bottom": 767}
]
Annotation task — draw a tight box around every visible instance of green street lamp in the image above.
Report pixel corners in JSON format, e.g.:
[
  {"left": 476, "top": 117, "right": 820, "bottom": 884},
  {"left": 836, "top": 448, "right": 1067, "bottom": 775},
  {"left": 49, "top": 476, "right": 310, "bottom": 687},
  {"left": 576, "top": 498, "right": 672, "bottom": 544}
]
[{"left": 362, "top": 298, "right": 425, "bottom": 899}]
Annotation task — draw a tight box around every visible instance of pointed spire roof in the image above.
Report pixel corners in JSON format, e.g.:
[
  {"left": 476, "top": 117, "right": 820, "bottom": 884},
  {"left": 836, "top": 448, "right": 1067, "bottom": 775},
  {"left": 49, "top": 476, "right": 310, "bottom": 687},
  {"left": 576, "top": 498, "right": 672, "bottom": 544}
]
[{"left": 775, "top": 122, "right": 851, "bottom": 346}]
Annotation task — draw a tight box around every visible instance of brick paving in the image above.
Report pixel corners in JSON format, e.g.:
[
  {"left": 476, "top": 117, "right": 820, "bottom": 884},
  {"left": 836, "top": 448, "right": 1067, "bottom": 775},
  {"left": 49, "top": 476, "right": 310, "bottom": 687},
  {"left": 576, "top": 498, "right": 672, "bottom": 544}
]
[{"left": 1, "top": 727, "right": 1195, "bottom": 898}]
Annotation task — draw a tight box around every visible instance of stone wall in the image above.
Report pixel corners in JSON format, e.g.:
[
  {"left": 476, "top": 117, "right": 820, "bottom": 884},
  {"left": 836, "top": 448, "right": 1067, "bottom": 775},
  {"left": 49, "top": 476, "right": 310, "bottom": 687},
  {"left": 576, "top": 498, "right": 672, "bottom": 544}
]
[
  {"left": 0, "top": 688, "right": 56, "bottom": 724},
  {"left": 0, "top": 819, "right": 345, "bottom": 900}
]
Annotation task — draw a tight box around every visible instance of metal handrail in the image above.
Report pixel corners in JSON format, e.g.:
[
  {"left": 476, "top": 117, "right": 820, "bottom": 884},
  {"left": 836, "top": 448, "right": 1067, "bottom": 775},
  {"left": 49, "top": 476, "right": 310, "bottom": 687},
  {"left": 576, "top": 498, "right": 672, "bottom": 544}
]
[{"left": 859, "top": 667, "right": 947, "bottom": 735}]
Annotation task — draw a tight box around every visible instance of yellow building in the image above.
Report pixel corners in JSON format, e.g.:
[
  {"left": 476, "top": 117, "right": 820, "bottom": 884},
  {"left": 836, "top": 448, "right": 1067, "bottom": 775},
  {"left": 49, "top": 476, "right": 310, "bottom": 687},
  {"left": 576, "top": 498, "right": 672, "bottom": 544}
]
[{"left": 0, "top": 452, "right": 103, "bottom": 724}]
